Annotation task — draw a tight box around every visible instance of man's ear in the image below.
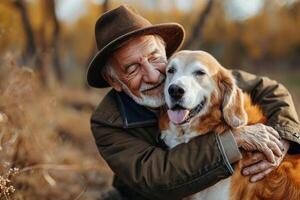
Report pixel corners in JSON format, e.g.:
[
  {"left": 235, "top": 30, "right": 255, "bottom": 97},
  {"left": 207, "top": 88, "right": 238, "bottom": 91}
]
[
  {"left": 102, "top": 73, "right": 122, "bottom": 92},
  {"left": 217, "top": 69, "right": 247, "bottom": 128}
]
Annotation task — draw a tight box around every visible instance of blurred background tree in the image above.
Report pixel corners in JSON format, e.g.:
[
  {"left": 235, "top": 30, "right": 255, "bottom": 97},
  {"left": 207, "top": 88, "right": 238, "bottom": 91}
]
[{"left": 1, "top": 0, "right": 299, "bottom": 87}]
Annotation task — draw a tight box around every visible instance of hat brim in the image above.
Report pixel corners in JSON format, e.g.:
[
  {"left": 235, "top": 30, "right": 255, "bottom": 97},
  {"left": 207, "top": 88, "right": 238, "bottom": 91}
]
[{"left": 86, "top": 23, "right": 185, "bottom": 88}]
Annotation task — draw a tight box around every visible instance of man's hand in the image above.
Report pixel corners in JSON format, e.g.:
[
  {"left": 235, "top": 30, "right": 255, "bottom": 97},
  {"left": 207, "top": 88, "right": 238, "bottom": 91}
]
[
  {"left": 241, "top": 139, "right": 289, "bottom": 182},
  {"left": 232, "top": 123, "right": 284, "bottom": 163}
]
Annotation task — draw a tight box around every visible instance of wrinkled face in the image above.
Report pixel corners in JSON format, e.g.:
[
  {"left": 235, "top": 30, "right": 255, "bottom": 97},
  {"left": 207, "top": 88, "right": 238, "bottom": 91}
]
[
  {"left": 164, "top": 50, "right": 219, "bottom": 125},
  {"left": 107, "top": 35, "right": 167, "bottom": 108}
]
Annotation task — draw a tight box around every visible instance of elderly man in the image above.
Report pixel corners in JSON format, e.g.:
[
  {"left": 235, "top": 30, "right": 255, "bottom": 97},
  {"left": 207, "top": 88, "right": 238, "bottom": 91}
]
[{"left": 87, "top": 5, "right": 300, "bottom": 200}]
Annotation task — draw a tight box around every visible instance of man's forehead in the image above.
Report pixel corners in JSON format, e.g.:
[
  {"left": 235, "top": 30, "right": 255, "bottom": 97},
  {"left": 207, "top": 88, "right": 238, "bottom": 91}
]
[
  {"left": 110, "top": 35, "right": 163, "bottom": 69},
  {"left": 114, "top": 35, "right": 158, "bottom": 56}
]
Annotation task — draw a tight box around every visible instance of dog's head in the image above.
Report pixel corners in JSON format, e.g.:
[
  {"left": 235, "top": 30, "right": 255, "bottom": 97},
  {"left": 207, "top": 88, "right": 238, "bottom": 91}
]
[{"left": 164, "top": 50, "right": 247, "bottom": 128}]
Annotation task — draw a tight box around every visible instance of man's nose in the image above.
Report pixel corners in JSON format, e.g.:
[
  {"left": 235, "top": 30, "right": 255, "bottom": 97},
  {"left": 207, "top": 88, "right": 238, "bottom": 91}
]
[{"left": 142, "top": 62, "right": 160, "bottom": 84}]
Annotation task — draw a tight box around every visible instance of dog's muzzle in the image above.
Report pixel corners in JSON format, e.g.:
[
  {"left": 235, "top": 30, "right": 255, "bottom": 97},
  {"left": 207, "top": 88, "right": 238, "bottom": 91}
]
[{"left": 167, "top": 97, "right": 207, "bottom": 125}]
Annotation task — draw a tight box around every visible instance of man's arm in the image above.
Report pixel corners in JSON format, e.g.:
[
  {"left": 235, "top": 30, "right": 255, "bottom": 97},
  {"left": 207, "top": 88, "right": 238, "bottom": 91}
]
[
  {"left": 232, "top": 69, "right": 300, "bottom": 145},
  {"left": 91, "top": 117, "right": 239, "bottom": 200},
  {"left": 232, "top": 69, "right": 300, "bottom": 181}
]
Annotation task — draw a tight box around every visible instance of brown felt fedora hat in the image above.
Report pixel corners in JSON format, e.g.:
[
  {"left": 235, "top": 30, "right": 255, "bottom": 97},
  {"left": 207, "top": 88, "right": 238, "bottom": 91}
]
[{"left": 87, "top": 4, "right": 185, "bottom": 88}]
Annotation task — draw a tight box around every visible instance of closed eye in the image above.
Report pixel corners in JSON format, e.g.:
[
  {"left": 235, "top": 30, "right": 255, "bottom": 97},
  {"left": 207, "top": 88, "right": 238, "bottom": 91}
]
[
  {"left": 167, "top": 66, "right": 176, "bottom": 74},
  {"left": 126, "top": 64, "right": 140, "bottom": 75},
  {"left": 194, "top": 70, "right": 206, "bottom": 76}
]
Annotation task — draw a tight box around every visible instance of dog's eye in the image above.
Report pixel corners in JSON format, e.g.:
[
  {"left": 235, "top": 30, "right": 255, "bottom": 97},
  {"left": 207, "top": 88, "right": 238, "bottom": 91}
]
[
  {"left": 194, "top": 70, "right": 206, "bottom": 76},
  {"left": 167, "top": 67, "right": 176, "bottom": 74}
]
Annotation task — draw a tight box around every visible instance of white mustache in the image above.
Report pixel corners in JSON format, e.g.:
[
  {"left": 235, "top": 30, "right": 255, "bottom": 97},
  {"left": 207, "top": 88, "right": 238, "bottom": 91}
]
[{"left": 140, "top": 74, "right": 165, "bottom": 92}]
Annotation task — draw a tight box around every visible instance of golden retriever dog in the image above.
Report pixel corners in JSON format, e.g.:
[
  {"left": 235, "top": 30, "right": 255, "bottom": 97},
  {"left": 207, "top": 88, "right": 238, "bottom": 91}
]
[{"left": 159, "top": 50, "right": 300, "bottom": 200}]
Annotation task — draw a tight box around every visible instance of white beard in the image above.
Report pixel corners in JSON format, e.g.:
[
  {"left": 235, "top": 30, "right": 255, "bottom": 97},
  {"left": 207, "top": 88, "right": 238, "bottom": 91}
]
[{"left": 117, "top": 77, "right": 165, "bottom": 108}]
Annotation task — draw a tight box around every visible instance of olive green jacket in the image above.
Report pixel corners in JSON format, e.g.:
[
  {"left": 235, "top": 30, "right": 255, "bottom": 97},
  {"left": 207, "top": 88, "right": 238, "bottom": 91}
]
[{"left": 90, "top": 70, "right": 300, "bottom": 200}]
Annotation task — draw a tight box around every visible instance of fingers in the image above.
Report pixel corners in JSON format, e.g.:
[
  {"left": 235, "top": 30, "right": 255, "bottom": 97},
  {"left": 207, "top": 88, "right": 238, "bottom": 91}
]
[
  {"left": 242, "top": 152, "right": 265, "bottom": 168},
  {"left": 260, "top": 144, "right": 275, "bottom": 163},
  {"left": 250, "top": 167, "right": 274, "bottom": 182},
  {"left": 265, "top": 126, "right": 280, "bottom": 139},
  {"left": 269, "top": 134, "right": 285, "bottom": 152},
  {"left": 267, "top": 138, "right": 283, "bottom": 157},
  {"left": 264, "top": 126, "right": 284, "bottom": 159},
  {"left": 242, "top": 160, "right": 273, "bottom": 175},
  {"left": 239, "top": 125, "right": 286, "bottom": 182}
]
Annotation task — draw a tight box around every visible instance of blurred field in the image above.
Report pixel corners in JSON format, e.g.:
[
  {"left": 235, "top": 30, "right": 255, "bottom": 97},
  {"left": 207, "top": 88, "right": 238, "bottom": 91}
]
[
  {"left": 0, "top": 61, "right": 112, "bottom": 199},
  {"left": 0, "top": 0, "right": 300, "bottom": 199}
]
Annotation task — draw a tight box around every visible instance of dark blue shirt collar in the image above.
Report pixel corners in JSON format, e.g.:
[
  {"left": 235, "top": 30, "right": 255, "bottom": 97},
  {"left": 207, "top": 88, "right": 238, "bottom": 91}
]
[{"left": 115, "top": 91, "right": 158, "bottom": 128}]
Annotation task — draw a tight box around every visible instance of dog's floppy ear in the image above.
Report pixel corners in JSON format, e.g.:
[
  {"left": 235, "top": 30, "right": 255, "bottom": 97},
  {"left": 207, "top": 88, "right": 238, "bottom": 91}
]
[{"left": 217, "top": 69, "right": 247, "bottom": 128}]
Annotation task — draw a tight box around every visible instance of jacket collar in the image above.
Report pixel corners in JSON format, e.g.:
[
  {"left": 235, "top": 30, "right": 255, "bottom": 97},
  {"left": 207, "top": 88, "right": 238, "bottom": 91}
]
[{"left": 116, "top": 92, "right": 158, "bottom": 128}]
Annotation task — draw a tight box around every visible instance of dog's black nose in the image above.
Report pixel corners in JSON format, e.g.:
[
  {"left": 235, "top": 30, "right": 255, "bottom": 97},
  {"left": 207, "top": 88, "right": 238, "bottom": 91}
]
[{"left": 168, "top": 84, "right": 185, "bottom": 100}]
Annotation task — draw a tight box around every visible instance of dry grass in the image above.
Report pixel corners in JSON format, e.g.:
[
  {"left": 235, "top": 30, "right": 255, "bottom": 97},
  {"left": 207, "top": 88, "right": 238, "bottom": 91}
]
[{"left": 0, "top": 61, "right": 112, "bottom": 199}]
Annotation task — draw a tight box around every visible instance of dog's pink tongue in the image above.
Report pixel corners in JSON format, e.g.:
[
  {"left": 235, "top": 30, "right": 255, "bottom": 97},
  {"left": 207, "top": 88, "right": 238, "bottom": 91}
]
[{"left": 167, "top": 109, "right": 190, "bottom": 124}]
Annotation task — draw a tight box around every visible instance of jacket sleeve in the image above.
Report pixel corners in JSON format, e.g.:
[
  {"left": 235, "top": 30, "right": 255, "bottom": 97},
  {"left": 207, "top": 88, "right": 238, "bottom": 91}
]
[
  {"left": 91, "top": 115, "right": 238, "bottom": 199},
  {"left": 232, "top": 69, "right": 300, "bottom": 151}
]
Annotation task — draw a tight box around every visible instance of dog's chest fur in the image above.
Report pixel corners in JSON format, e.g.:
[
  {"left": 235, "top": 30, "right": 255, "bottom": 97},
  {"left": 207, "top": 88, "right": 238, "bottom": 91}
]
[
  {"left": 184, "top": 178, "right": 231, "bottom": 200},
  {"left": 160, "top": 122, "right": 199, "bottom": 148}
]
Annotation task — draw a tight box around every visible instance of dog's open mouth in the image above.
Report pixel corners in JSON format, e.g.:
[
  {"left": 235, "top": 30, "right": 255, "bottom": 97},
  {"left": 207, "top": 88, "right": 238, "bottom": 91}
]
[{"left": 167, "top": 97, "right": 207, "bottom": 125}]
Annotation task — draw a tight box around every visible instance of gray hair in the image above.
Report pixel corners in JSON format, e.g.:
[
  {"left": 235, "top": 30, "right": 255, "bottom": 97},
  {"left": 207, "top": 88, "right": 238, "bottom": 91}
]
[
  {"left": 101, "top": 59, "right": 117, "bottom": 81},
  {"left": 101, "top": 35, "right": 166, "bottom": 82}
]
